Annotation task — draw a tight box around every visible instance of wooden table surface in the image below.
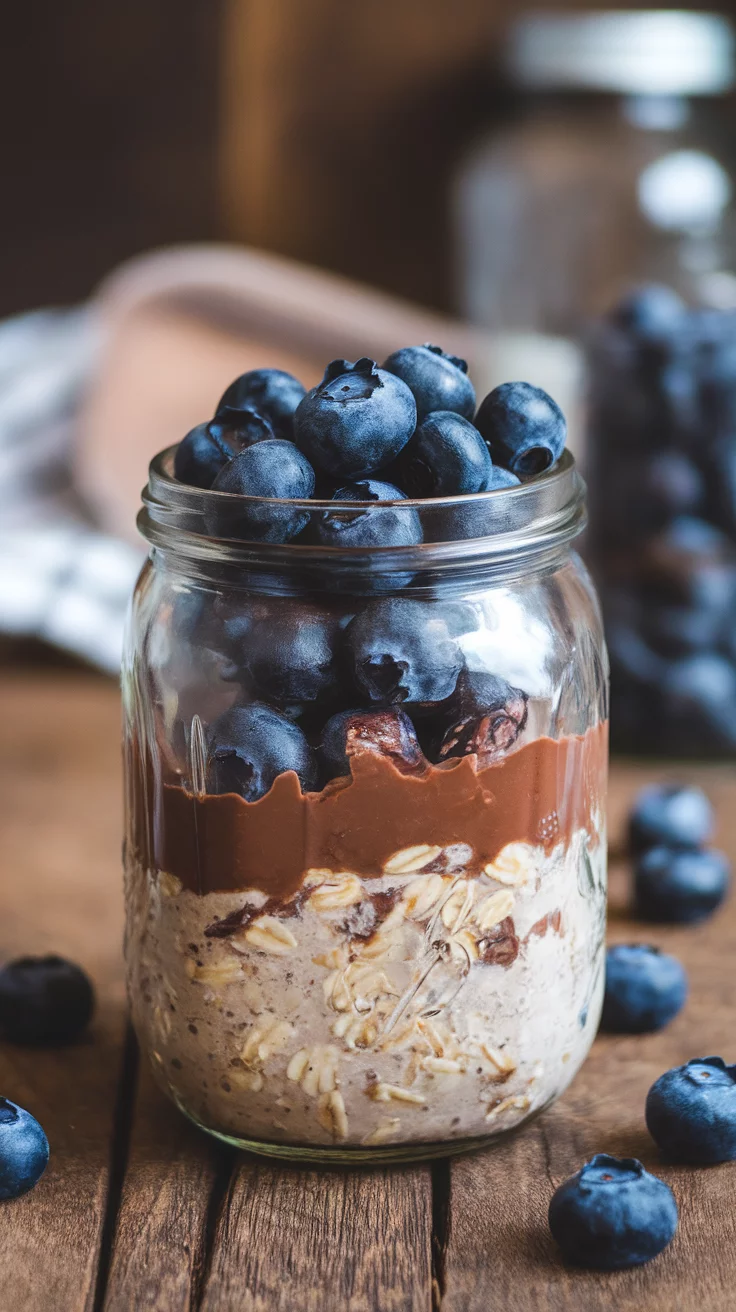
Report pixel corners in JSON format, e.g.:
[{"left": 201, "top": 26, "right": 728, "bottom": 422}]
[{"left": 2, "top": 672, "right": 736, "bottom": 1312}]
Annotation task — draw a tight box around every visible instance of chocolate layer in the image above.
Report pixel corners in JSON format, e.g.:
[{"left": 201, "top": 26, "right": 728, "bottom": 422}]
[{"left": 130, "top": 722, "right": 607, "bottom": 898}]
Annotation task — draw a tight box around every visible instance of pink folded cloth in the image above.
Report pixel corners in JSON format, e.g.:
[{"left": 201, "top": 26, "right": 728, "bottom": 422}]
[
  {"left": 0, "top": 241, "right": 580, "bottom": 669},
  {"left": 78, "top": 243, "right": 482, "bottom": 545}
]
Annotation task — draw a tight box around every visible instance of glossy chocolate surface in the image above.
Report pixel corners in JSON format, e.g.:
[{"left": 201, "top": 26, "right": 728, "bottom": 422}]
[{"left": 130, "top": 722, "right": 608, "bottom": 898}]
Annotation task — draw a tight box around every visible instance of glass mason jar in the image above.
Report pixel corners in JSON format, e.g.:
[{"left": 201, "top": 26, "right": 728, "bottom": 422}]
[
  {"left": 454, "top": 11, "right": 736, "bottom": 338},
  {"left": 123, "top": 449, "right": 608, "bottom": 1162}
]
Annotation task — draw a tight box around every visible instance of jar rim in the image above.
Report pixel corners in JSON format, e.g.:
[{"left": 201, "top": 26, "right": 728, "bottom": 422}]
[{"left": 138, "top": 445, "right": 586, "bottom": 582}]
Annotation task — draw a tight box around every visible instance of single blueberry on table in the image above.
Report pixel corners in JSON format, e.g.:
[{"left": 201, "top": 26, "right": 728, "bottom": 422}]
[
  {"left": 294, "top": 358, "right": 416, "bottom": 479},
  {"left": 210, "top": 439, "right": 315, "bottom": 543},
  {"left": 319, "top": 707, "right": 424, "bottom": 780},
  {"left": 0, "top": 1099, "right": 49, "bottom": 1200},
  {"left": 634, "top": 846, "right": 730, "bottom": 924},
  {"left": 382, "top": 343, "right": 476, "bottom": 422},
  {"left": 628, "top": 782, "right": 714, "bottom": 853},
  {"left": 548, "top": 1153, "right": 678, "bottom": 1269},
  {"left": 646, "top": 1057, "right": 736, "bottom": 1164},
  {"left": 601, "top": 944, "right": 687, "bottom": 1034},
  {"left": 346, "top": 598, "right": 463, "bottom": 709},
  {"left": 394, "top": 411, "right": 493, "bottom": 498},
  {"left": 220, "top": 599, "right": 343, "bottom": 708},
  {"left": 206, "top": 703, "right": 318, "bottom": 801},
  {"left": 215, "top": 368, "right": 306, "bottom": 438},
  {"left": 475, "top": 381, "right": 567, "bottom": 476},
  {"left": 0, "top": 956, "right": 95, "bottom": 1045},
  {"left": 315, "top": 480, "right": 422, "bottom": 551}
]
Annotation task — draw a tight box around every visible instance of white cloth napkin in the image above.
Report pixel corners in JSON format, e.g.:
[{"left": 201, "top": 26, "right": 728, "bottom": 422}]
[{"left": 0, "top": 308, "right": 143, "bottom": 672}]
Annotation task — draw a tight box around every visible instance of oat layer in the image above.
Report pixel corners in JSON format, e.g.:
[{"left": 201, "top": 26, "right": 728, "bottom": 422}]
[{"left": 126, "top": 830, "right": 606, "bottom": 1150}]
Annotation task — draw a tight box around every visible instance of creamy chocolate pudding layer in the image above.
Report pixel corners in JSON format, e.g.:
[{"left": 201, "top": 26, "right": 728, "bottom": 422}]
[{"left": 130, "top": 722, "right": 607, "bottom": 898}]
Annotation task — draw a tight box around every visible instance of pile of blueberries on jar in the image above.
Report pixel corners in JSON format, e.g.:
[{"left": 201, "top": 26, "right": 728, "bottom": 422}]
[
  {"left": 587, "top": 286, "right": 736, "bottom": 757},
  {"left": 171, "top": 347, "right": 567, "bottom": 796},
  {"left": 173, "top": 345, "right": 567, "bottom": 545}
]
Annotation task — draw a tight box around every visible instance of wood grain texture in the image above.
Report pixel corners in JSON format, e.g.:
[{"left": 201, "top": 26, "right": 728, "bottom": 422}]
[
  {"left": 221, "top": 0, "right": 503, "bottom": 309},
  {"left": 441, "top": 761, "right": 736, "bottom": 1312},
  {"left": 200, "top": 1160, "right": 433, "bottom": 1312},
  {"left": 0, "top": 674, "right": 125, "bottom": 1312},
  {"left": 3, "top": 672, "right": 736, "bottom": 1311},
  {"left": 102, "top": 1061, "right": 227, "bottom": 1312},
  {"left": 0, "top": 2, "right": 223, "bottom": 316}
]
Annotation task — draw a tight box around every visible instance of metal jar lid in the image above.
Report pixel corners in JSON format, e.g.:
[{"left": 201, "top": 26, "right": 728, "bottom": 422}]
[{"left": 506, "top": 11, "right": 735, "bottom": 96}]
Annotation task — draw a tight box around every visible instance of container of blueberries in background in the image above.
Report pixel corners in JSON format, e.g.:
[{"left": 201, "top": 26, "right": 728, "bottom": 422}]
[
  {"left": 587, "top": 287, "right": 736, "bottom": 756},
  {"left": 123, "top": 346, "right": 609, "bottom": 1162}
]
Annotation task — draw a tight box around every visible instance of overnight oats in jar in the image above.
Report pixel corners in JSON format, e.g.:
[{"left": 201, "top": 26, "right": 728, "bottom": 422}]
[{"left": 123, "top": 351, "right": 609, "bottom": 1161}]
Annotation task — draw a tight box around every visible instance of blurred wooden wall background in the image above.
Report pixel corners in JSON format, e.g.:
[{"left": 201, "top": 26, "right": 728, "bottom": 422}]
[{"left": 0, "top": 0, "right": 517, "bottom": 318}]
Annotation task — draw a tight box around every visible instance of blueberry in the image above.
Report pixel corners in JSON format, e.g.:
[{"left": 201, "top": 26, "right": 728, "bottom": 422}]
[
  {"left": 548, "top": 1154, "right": 677, "bottom": 1269},
  {"left": 294, "top": 358, "right": 416, "bottom": 479},
  {"left": 320, "top": 707, "right": 424, "bottom": 780},
  {"left": 173, "top": 423, "right": 232, "bottom": 490},
  {"left": 219, "top": 599, "right": 342, "bottom": 707},
  {"left": 382, "top": 343, "right": 475, "bottom": 422},
  {"left": 593, "top": 453, "right": 704, "bottom": 547},
  {"left": 642, "top": 603, "right": 727, "bottom": 659},
  {"left": 636, "top": 526, "right": 736, "bottom": 648},
  {"left": 601, "top": 944, "right": 687, "bottom": 1034},
  {"left": 475, "top": 381, "right": 567, "bottom": 476},
  {"left": 346, "top": 598, "right": 463, "bottom": 709},
  {"left": 664, "top": 516, "right": 731, "bottom": 555},
  {"left": 315, "top": 480, "right": 422, "bottom": 551},
  {"left": 634, "top": 846, "right": 730, "bottom": 923},
  {"left": 206, "top": 703, "right": 318, "bottom": 800},
  {"left": 609, "top": 284, "right": 687, "bottom": 344},
  {"left": 0, "top": 956, "right": 95, "bottom": 1045},
  {"left": 208, "top": 408, "right": 274, "bottom": 450},
  {"left": 0, "top": 1099, "right": 49, "bottom": 1200},
  {"left": 174, "top": 411, "right": 275, "bottom": 490},
  {"left": 628, "top": 782, "right": 713, "bottom": 852},
  {"left": 661, "top": 652, "right": 736, "bottom": 753},
  {"left": 646, "top": 1057, "right": 736, "bottom": 1163},
  {"left": 210, "top": 439, "right": 315, "bottom": 542},
  {"left": 484, "top": 466, "right": 522, "bottom": 490},
  {"left": 432, "top": 671, "right": 528, "bottom": 765},
  {"left": 394, "top": 411, "right": 492, "bottom": 497},
  {"left": 215, "top": 368, "right": 306, "bottom": 438},
  {"left": 421, "top": 466, "right": 521, "bottom": 543}
]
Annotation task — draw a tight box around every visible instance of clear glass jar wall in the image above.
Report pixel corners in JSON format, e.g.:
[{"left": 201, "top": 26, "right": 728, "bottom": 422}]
[{"left": 123, "top": 452, "right": 608, "bottom": 1161}]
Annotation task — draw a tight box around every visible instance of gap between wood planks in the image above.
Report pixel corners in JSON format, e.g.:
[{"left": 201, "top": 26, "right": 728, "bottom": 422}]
[
  {"left": 92, "top": 1024, "right": 452, "bottom": 1311},
  {"left": 92, "top": 1023, "right": 140, "bottom": 1312}
]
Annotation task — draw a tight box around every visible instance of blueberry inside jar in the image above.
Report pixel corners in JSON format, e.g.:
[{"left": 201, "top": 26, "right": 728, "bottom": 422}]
[{"left": 124, "top": 360, "right": 608, "bottom": 1161}]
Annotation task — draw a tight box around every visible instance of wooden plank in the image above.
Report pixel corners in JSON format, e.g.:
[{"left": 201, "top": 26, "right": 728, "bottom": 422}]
[
  {"left": 200, "top": 1160, "right": 433, "bottom": 1312},
  {"left": 0, "top": 674, "right": 125, "bottom": 1312},
  {"left": 221, "top": 0, "right": 506, "bottom": 309},
  {"left": 102, "top": 1060, "right": 227, "bottom": 1312},
  {"left": 441, "top": 762, "right": 736, "bottom": 1312}
]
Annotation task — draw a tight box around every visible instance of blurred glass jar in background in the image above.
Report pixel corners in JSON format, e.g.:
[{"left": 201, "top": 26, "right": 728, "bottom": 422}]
[
  {"left": 587, "top": 288, "right": 736, "bottom": 757},
  {"left": 454, "top": 11, "right": 736, "bottom": 338}
]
